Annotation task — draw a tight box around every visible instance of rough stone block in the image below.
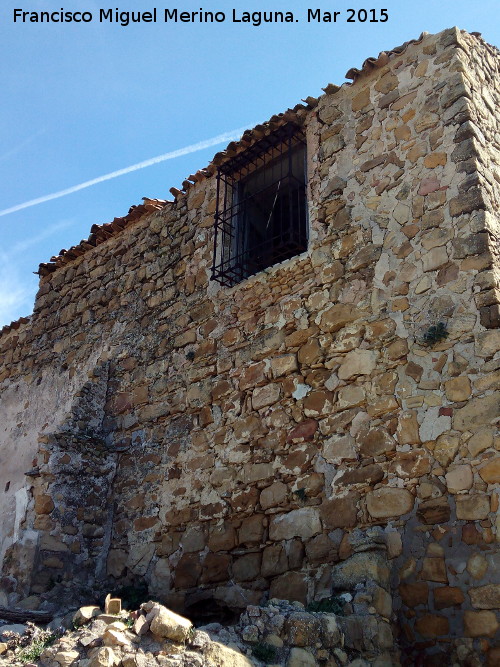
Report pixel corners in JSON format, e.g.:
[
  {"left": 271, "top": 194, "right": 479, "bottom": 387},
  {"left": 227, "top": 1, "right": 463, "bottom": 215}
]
[
  {"left": 366, "top": 488, "right": 414, "bottom": 519},
  {"left": 463, "top": 610, "right": 499, "bottom": 638}
]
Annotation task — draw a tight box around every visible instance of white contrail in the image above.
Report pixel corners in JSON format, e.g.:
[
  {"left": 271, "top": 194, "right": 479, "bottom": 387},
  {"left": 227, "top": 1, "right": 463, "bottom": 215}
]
[{"left": 0, "top": 125, "right": 252, "bottom": 218}]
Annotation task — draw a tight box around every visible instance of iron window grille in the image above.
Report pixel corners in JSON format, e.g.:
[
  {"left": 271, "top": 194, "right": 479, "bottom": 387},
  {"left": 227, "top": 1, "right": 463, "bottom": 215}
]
[{"left": 211, "top": 122, "right": 308, "bottom": 287}]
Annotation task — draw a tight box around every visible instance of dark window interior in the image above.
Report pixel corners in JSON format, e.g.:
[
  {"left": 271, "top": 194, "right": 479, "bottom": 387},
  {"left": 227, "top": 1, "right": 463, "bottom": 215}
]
[{"left": 212, "top": 123, "right": 308, "bottom": 287}]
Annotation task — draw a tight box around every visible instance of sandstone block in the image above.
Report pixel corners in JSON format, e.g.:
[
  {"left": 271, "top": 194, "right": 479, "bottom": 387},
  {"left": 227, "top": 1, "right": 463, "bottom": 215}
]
[
  {"left": 479, "top": 458, "right": 500, "bottom": 484},
  {"left": 467, "top": 553, "right": 488, "bottom": 580},
  {"left": 455, "top": 495, "right": 490, "bottom": 520},
  {"left": 73, "top": 605, "right": 101, "bottom": 626},
  {"left": 261, "top": 544, "right": 288, "bottom": 577},
  {"left": 332, "top": 553, "right": 390, "bottom": 589},
  {"left": 420, "top": 557, "right": 448, "bottom": 583},
  {"left": 338, "top": 349, "right": 378, "bottom": 380},
  {"left": 399, "top": 582, "right": 428, "bottom": 607},
  {"left": 89, "top": 647, "right": 120, "bottom": 667},
  {"left": 476, "top": 330, "right": 500, "bottom": 358},
  {"left": 469, "top": 584, "right": 500, "bottom": 609},
  {"left": 305, "top": 534, "right": 339, "bottom": 565},
  {"left": 270, "top": 571, "right": 308, "bottom": 604},
  {"left": 444, "top": 376, "right": 472, "bottom": 401},
  {"left": 208, "top": 522, "right": 236, "bottom": 551},
  {"left": 260, "top": 482, "right": 288, "bottom": 510},
  {"left": 149, "top": 605, "right": 192, "bottom": 641},
  {"left": 252, "top": 383, "right": 281, "bottom": 410},
  {"left": 453, "top": 394, "right": 499, "bottom": 431},
  {"left": 433, "top": 586, "right": 464, "bottom": 609},
  {"left": 463, "top": 610, "right": 498, "bottom": 638},
  {"left": 271, "top": 354, "right": 298, "bottom": 378},
  {"left": 269, "top": 508, "right": 321, "bottom": 541},
  {"left": 320, "top": 494, "right": 359, "bottom": 529},
  {"left": 415, "top": 614, "right": 449, "bottom": 637},
  {"left": 287, "top": 647, "right": 317, "bottom": 667},
  {"left": 303, "top": 390, "right": 333, "bottom": 417},
  {"left": 352, "top": 88, "right": 370, "bottom": 111},
  {"left": 103, "top": 627, "right": 131, "bottom": 647},
  {"left": 239, "top": 514, "right": 265, "bottom": 544},
  {"left": 204, "top": 642, "right": 254, "bottom": 667},
  {"left": 422, "top": 246, "right": 449, "bottom": 273},
  {"left": 285, "top": 612, "right": 321, "bottom": 647},
  {"left": 54, "top": 651, "right": 80, "bottom": 666},
  {"left": 416, "top": 497, "right": 451, "bottom": 525},
  {"left": 323, "top": 434, "right": 357, "bottom": 464},
  {"left": 34, "top": 494, "right": 54, "bottom": 515},
  {"left": 336, "top": 385, "right": 365, "bottom": 410},
  {"left": 233, "top": 553, "right": 261, "bottom": 582},
  {"left": 433, "top": 433, "right": 460, "bottom": 467},
  {"left": 396, "top": 411, "right": 421, "bottom": 445},
  {"left": 445, "top": 464, "right": 473, "bottom": 493},
  {"left": 319, "top": 304, "right": 358, "bottom": 333},
  {"left": 366, "top": 488, "right": 414, "bottom": 518},
  {"left": 357, "top": 427, "right": 395, "bottom": 457}
]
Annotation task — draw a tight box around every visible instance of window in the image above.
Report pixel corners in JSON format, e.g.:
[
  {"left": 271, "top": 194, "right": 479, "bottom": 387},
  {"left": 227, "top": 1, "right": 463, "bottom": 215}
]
[{"left": 211, "top": 122, "right": 308, "bottom": 287}]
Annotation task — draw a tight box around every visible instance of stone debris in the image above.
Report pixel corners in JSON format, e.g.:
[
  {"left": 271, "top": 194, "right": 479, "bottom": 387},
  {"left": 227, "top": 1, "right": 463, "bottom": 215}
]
[{"left": 0, "top": 598, "right": 399, "bottom": 666}]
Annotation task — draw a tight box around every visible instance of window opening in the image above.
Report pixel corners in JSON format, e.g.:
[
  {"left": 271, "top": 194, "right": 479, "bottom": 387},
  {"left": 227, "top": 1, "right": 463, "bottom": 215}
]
[{"left": 212, "top": 122, "right": 308, "bottom": 287}]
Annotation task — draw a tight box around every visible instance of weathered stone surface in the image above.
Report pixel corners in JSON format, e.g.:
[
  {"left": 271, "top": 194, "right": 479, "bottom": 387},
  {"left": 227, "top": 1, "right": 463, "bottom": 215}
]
[
  {"left": 204, "top": 642, "right": 254, "bottom": 667},
  {"left": 420, "top": 557, "right": 448, "bottom": 583},
  {"left": 433, "top": 586, "right": 464, "bottom": 609},
  {"left": 338, "top": 350, "right": 378, "bottom": 380},
  {"left": 366, "top": 488, "right": 414, "bottom": 518},
  {"left": 73, "top": 606, "right": 101, "bottom": 626},
  {"left": 270, "top": 508, "right": 321, "bottom": 541},
  {"left": 479, "top": 457, "right": 500, "bottom": 484},
  {"left": 260, "top": 481, "right": 288, "bottom": 510},
  {"left": 455, "top": 495, "right": 490, "bottom": 520},
  {"left": 270, "top": 572, "right": 308, "bottom": 604},
  {"left": 332, "top": 553, "right": 390, "bottom": 589},
  {"left": 453, "top": 394, "right": 499, "bottom": 431},
  {"left": 445, "top": 464, "right": 473, "bottom": 493},
  {"left": 319, "top": 304, "right": 358, "bottom": 333},
  {"left": 444, "top": 377, "right": 471, "bottom": 401},
  {"left": 89, "top": 647, "right": 120, "bottom": 667},
  {"left": 287, "top": 647, "right": 317, "bottom": 667},
  {"left": 320, "top": 495, "right": 359, "bottom": 529},
  {"left": 469, "top": 584, "right": 500, "bottom": 609},
  {"left": 467, "top": 553, "right": 488, "bottom": 580},
  {"left": 417, "top": 498, "right": 451, "bottom": 524},
  {"left": 149, "top": 605, "right": 192, "bottom": 641},
  {"left": 415, "top": 614, "right": 449, "bottom": 637},
  {"left": 399, "top": 582, "right": 428, "bottom": 607},
  {"left": 463, "top": 610, "right": 499, "bottom": 637}
]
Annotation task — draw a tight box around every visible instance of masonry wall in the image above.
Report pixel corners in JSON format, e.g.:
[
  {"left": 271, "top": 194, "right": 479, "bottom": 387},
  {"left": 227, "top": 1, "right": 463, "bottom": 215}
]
[{"left": 0, "top": 28, "right": 498, "bottom": 665}]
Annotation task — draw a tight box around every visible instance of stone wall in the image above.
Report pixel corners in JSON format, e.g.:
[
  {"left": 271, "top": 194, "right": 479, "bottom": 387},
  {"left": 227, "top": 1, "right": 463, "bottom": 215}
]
[{"left": 0, "top": 27, "right": 498, "bottom": 665}]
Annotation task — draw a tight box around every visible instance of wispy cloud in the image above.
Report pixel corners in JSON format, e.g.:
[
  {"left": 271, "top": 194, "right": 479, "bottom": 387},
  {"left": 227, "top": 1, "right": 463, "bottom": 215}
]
[
  {"left": 0, "top": 130, "right": 45, "bottom": 164},
  {"left": 0, "top": 251, "right": 34, "bottom": 325},
  {"left": 10, "top": 220, "right": 73, "bottom": 255},
  {"left": 0, "top": 220, "right": 74, "bottom": 326},
  {"left": 0, "top": 125, "right": 253, "bottom": 218}
]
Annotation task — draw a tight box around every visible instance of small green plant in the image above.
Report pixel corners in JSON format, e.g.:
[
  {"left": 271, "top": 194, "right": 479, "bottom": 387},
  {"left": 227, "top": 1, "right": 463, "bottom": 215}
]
[
  {"left": 307, "top": 596, "right": 345, "bottom": 615},
  {"left": 421, "top": 321, "right": 449, "bottom": 347},
  {"left": 293, "top": 488, "right": 307, "bottom": 502},
  {"left": 18, "top": 632, "right": 56, "bottom": 663},
  {"left": 187, "top": 625, "right": 196, "bottom": 643},
  {"left": 252, "top": 642, "right": 278, "bottom": 663}
]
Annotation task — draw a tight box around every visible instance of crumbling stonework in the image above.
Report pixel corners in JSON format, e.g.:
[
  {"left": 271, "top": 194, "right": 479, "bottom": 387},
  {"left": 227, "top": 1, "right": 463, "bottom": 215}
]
[{"left": 0, "top": 27, "right": 499, "bottom": 665}]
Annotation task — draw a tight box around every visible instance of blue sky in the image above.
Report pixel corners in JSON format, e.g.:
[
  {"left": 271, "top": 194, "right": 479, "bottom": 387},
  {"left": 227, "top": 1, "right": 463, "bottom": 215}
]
[{"left": 0, "top": 0, "right": 498, "bottom": 326}]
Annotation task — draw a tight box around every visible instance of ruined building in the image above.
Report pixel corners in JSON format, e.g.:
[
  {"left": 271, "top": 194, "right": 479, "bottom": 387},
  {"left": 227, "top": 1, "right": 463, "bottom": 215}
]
[{"left": 0, "top": 27, "right": 499, "bottom": 664}]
